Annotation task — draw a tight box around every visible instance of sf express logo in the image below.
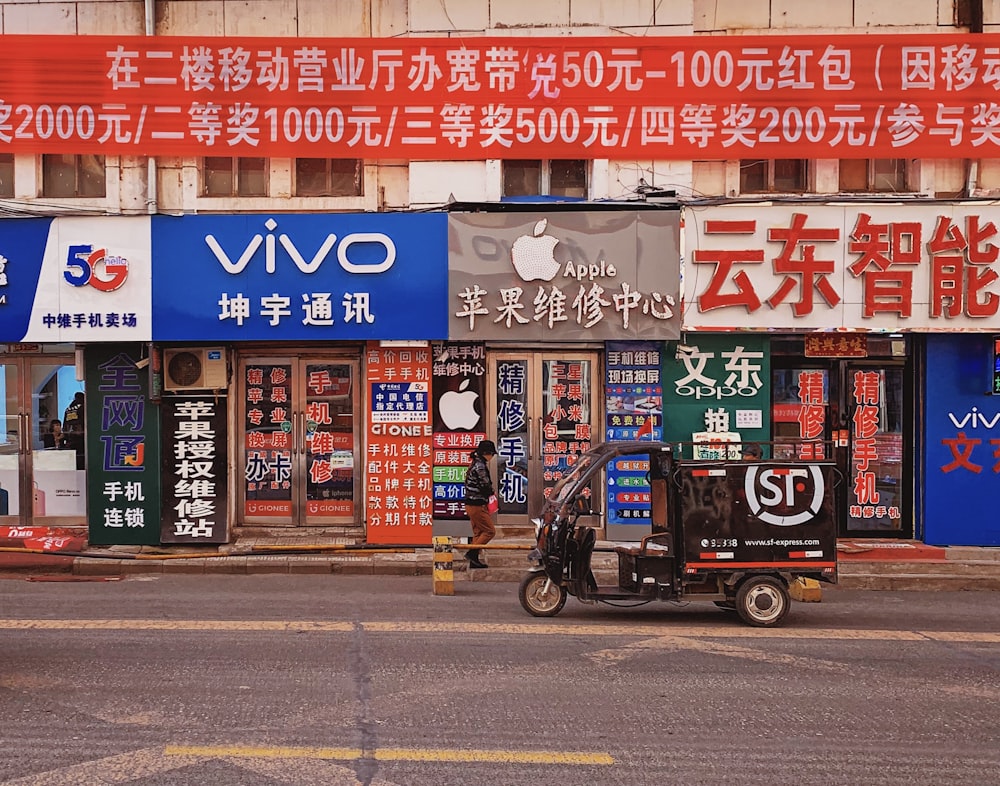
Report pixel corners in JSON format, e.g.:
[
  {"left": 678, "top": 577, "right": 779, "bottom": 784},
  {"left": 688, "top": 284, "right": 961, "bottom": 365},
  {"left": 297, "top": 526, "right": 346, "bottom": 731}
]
[
  {"left": 744, "top": 465, "right": 825, "bottom": 527},
  {"left": 64, "top": 244, "right": 129, "bottom": 292}
]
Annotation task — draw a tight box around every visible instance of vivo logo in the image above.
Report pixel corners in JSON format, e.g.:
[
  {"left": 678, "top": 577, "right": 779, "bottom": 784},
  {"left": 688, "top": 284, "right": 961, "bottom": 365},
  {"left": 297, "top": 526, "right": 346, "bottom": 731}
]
[
  {"left": 205, "top": 218, "right": 396, "bottom": 275},
  {"left": 947, "top": 407, "right": 1000, "bottom": 429}
]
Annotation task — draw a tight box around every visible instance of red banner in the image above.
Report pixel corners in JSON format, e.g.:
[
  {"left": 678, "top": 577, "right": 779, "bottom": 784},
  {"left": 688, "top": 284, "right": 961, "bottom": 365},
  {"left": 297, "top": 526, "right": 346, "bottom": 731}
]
[{"left": 2, "top": 33, "right": 1000, "bottom": 158}]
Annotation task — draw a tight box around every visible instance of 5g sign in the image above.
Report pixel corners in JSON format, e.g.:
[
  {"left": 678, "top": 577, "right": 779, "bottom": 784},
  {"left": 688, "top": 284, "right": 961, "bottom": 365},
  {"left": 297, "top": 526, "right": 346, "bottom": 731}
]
[
  {"left": 744, "top": 465, "right": 825, "bottom": 527},
  {"left": 65, "top": 244, "right": 130, "bottom": 292}
]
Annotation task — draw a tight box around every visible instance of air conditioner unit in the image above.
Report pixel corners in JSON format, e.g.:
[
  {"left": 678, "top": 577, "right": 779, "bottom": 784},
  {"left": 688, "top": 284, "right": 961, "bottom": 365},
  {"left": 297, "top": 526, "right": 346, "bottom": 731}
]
[{"left": 163, "top": 347, "right": 227, "bottom": 391}]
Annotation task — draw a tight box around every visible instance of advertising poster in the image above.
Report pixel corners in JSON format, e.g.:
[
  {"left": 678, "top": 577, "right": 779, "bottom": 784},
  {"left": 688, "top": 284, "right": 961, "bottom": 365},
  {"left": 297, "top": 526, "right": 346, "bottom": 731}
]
[
  {"left": 431, "top": 342, "right": 486, "bottom": 525},
  {"left": 0, "top": 217, "right": 152, "bottom": 343},
  {"left": 540, "top": 358, "right": 593, "bottom": 503},
  {"left": 663, "top": 335, "right": 770, "bottom": 460},
  {"left": 365, "top": 343, "right": 433, "bottom": 545},
  {"left": 605, "top": 341, "right": 663, "bottom": 539},
  {"left": 161, "top": 396, "right": 228, "bottom": 544},
  {"left": 303, "top": 362, "right": 355, "bottom": 518},
  {"left": 243, "top": 363, "right": 293, "bottom": 518},
  {"left": 495, "top": 358, "right": 529, "bottom": 515},
  {"left": 86, "top": 344, "right": 161, "bottom": 546}
]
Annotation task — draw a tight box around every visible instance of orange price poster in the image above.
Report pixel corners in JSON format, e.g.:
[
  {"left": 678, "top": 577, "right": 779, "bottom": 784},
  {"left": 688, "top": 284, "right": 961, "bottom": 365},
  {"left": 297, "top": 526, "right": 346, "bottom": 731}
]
[{"left": 365, "top": 342, "right": 433, "bottom": 545}]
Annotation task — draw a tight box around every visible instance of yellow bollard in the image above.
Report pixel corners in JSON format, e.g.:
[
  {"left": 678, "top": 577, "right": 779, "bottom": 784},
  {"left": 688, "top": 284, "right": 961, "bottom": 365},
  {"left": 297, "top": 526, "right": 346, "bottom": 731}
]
[{"left": 432, "top": 536, "right": 455, "bottom": 596}]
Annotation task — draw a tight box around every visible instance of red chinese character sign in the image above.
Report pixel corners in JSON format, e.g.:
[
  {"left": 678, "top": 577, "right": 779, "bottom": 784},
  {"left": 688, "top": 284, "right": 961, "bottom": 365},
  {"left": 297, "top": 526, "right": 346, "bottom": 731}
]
[
  {"left": 4, "top": 34, "right": 1000, "bottom": 159},
  {"left": 848, "top": 369, "right": 903, "bottom": 531},
  {"left": 365, "top": 343, "right": 433, "bottom": 545},
  {"left": 243, "top": 364, "right": 293, "bottom": 517},
  {"left": 686, "top": 204, "right": 1000, "bottom": 331}
]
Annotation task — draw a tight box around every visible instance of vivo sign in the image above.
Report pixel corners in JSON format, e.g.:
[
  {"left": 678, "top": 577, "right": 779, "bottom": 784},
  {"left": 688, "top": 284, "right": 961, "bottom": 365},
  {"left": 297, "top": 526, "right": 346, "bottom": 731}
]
[
  {"left": 152, "top": 213, "right": 447, "bottom": 341},
  {"left": 206, "top": 218, "right": 396, "bottom": 275}
]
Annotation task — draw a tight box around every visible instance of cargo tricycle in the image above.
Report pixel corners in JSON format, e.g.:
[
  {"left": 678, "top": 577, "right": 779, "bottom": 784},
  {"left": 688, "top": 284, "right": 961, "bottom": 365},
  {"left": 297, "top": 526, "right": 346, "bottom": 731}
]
[{"left": 518, "top": 441, "right": 838, "bottom": 627}]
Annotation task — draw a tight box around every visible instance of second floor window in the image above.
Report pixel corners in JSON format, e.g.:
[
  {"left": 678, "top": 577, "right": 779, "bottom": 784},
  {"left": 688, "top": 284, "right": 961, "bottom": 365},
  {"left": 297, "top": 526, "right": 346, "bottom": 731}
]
[
  {"left": 294, "top": 158, "right": 363, "bottom": 197},
  {"left": 203, "top": 157, "right": 268, "bottom": 197},
  {"left": 740, "top": 159, "right": 807, "bottom": 193},
  {"left": 839, "top": 159, "right": 908, "bottom": 193},
  {"left": 42, "top": 154, "right": 105, "bottom": 198},
  {"left": 504, "top": 159, "right": 587, "bottom": 198}
]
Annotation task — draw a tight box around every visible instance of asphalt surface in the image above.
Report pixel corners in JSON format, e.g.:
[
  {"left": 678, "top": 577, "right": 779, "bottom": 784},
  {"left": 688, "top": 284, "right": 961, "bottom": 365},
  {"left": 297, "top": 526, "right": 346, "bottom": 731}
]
[{"left": 1, "top": 575, "right": 998, "bottom": 786}]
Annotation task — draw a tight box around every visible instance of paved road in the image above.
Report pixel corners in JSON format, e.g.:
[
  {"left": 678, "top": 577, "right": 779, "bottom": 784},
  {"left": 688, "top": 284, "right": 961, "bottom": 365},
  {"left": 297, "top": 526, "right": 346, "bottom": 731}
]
[{"left": 1, "top": 575, "right": 998, "bottom": 785}]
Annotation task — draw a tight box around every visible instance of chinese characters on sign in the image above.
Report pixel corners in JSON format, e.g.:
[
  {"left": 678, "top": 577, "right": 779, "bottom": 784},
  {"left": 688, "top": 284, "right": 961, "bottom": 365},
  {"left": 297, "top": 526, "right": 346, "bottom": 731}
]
[
  {"left": 540, "top": 359, "right": 593, "bottom": 502},
  {"left": 161, "top": 397, "right": 227, "bottom": 543},
  {"left": 304, "top": 363, "right": 355, "bottom": 518},
  {"left": 366, "top": 343, "right": 434, "bottom": 545},
  {"left": 87, "top": 345, "right": 160, "bottom": 546},
  {"left": 243, "top": 363, "right": 293, "bottom": 517},
  {"left": 663, "top": 336, "right": 770, "bottom": 459},
  {"left": 4, "top": 35, "right": 1000, "bottom": 158},
  {"left": 432, "top": 342, "right": 486, "bottom": 520},
  {"left": 687, "top": 205, "right": 1000, "bottom": 331},
  {"left": 495, "top": 360, "right": 529, "bottom": 515},
  {"left": 605, "top": 342, "right": 663, "bottom": 528},
  {"left": 449, "top": 212, "right": 680, "bottom": 341},
  {"left": 850, "top": 370, "right": 901, "bottom": 529}
]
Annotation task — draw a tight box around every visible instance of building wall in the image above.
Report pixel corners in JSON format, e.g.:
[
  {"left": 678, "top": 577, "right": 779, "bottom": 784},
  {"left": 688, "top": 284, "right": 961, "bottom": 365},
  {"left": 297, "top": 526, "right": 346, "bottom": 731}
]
[{"left": 0, "top": 0, "right": 994, "bottom": 212}]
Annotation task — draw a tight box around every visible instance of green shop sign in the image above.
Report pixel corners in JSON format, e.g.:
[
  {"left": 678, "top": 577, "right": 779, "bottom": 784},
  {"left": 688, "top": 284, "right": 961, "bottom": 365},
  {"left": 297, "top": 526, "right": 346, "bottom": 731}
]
[
  {"left": 86, "top": 345, "right": 161, "bottom": 546},
  {"left": 663, "top": 335, "right": 770, "bottom": 459}
]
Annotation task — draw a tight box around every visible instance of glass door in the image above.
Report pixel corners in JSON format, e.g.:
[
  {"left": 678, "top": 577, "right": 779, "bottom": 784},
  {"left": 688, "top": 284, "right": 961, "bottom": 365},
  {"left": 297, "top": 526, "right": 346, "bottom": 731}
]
[
  {"left": 240, "top": 355, "right": 359, "bottom": 526},
  {"left": 0, "top": 355, "right": 86, "bottom": 527},
  {"left": 489, "top": 351, "right": 600, "bottom": 522}
]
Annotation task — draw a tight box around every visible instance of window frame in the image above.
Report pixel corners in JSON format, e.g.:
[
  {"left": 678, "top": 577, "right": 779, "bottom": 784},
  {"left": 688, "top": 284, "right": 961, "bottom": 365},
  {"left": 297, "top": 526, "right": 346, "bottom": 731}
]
[
  {"left": 293, "top": 158, "right": 364, "bottom": 198},
  {"left": 502, "top": 159, "right": 588, "bottom": 198},
  {"left": 838, "top": 158, "right": 910, "bottom": 193},
  {"left": 739, "top": 159, "right": 809, "bottom": 194},
  {"left": 202, "top": 157, "right": 269, "bottom": 198},
  {"left": 41, "top": 154, "right": 106, "bottom": 198}
]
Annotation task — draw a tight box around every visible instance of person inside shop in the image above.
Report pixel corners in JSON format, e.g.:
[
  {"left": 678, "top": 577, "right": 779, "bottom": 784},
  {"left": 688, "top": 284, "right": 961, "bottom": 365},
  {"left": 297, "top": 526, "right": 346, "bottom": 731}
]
[
  {"left": 62, "top": 392, "right": 86, "bottom": 468},
  {"left": 463, "top": 439, "right": 498, "bottom": 569},
  {"left": 42, "top": 419, "right": 64, "bottom": 449}
]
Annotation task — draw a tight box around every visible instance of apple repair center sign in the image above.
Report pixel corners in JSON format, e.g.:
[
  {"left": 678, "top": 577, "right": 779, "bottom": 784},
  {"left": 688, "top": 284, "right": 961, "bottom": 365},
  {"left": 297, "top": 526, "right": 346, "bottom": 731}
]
[{"left": 447, "top": 210, "right": 681, "bottom": 342}]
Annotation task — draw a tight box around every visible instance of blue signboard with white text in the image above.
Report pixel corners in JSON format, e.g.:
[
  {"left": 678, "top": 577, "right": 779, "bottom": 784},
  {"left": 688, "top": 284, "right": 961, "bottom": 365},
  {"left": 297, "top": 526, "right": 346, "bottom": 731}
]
[{"left": 152, "top": 214, "right": 448, "bottom": 341}]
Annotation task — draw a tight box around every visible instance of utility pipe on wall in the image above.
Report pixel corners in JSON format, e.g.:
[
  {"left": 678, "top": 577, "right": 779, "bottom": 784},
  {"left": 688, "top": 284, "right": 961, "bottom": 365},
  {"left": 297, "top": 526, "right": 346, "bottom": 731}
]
[{"left": 145, "top": 0, "right": 157, "bottom": 215}]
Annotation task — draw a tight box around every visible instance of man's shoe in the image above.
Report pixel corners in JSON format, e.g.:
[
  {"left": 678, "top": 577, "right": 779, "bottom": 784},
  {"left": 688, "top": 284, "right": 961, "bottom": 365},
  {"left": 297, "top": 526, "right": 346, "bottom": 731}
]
[{"left": 469, "top": 559, "right": 489, "bottom": 569}]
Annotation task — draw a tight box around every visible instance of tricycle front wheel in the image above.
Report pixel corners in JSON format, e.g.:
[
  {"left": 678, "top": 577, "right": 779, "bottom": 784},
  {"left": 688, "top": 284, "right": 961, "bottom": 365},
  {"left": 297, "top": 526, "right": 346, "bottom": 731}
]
[
  {"left": 735, "top": 576, "right": 790, "bottom": 627},
  {"left": 518, "top": 572, "right": 567, "bottom": 617}
]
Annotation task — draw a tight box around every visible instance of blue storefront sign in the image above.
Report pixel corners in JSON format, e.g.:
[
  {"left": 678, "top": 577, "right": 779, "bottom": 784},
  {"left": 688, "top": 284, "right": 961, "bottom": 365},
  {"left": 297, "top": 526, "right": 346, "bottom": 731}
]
[
  {"left": 925, "top": 334, "right": 1000, "bottom": 547},
  {"left": 152, "top": 214, "right": 448, "bottom": 341}
]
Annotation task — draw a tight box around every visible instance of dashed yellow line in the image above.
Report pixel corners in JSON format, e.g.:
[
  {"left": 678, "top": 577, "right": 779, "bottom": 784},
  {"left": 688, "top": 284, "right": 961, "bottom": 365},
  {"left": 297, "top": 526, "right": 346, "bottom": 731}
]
[
  {"left": 165, "top": 744, "right": 614, "bottom": 765},
  {"left": 0, "top": 618, "right": 997, "bottom": 643}
]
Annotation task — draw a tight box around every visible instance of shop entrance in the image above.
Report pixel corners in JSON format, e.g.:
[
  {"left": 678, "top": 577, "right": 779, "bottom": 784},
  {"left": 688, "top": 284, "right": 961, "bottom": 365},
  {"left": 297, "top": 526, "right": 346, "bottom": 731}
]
[
  {"left": 488, "top": 351, "right": 601, "bottom": 523},
  {"left": 772, "top": 356, "right": 910, "bottom": 537},
  {"left": 239, "top": 354, "right": 360, "bottom": 527},
  {"left": 0, "top": 355, "right": 86, "bottom": 527}
]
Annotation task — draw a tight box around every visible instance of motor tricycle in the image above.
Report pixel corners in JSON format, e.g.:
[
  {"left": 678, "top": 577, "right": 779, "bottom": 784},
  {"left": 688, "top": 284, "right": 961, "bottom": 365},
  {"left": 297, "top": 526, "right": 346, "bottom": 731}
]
[{"left": 518, "top": 441, "right": 838, "bottom": 627}]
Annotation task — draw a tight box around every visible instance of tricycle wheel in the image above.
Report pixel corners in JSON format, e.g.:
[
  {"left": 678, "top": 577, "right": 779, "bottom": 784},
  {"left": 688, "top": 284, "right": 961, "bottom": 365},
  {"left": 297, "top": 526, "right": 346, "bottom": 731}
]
[
  {"left": 518, "top": 572, "right": 567, "bottom": 617},
  {"left": 735, "top": 576, "right": 789, "bottom": 627}
]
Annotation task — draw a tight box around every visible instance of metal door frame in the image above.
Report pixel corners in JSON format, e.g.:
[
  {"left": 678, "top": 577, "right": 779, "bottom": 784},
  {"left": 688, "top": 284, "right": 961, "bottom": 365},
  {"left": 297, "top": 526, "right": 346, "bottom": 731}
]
[
  {"left": 0, "top": 354, "right": 81, "bottom": 527},
  {"left": 488, "top": 349, "right": 602, "bottom": 524},
  {"left": 238, "top": 352, "right": 360, "bottom": 527}
]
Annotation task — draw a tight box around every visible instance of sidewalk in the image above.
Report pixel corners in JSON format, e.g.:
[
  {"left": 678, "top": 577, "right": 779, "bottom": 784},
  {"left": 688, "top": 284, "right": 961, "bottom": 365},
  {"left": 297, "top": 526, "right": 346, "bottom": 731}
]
[{"left": 3, "top": 532, "right": 1000, "bottom": 590}]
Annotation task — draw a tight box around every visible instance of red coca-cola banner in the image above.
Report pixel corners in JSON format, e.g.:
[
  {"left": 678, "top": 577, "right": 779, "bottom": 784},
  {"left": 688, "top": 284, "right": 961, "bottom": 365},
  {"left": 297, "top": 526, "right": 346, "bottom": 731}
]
[{"left": 2, "top": 33, "right": 1000, "bottom": 158}]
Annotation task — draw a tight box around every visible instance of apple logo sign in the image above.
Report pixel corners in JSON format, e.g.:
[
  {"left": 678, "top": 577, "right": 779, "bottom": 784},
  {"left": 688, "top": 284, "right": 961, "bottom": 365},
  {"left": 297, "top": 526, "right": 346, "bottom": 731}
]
[
  {"left": 438, "top": 377, "right": 481, "bottom": 431},
  {"left": 511, "top": 218, "right": 561, "bottom": 281}
]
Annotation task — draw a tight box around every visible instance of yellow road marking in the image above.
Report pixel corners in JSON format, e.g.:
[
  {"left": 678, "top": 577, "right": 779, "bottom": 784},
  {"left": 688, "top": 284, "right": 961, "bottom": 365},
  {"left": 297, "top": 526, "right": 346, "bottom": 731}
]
[
  {"left": 0, "top": 618, "right": 997, "bottom": 643},
  {"left": 165, "top": 744, "right": 614, "bottom": 766}
]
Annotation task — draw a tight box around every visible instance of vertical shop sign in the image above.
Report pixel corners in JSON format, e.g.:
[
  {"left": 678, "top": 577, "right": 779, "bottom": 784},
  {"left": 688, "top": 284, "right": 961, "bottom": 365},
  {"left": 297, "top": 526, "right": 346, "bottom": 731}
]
[
  {"left": 796, "top": 370, "right": 827, "bottom": 459},
  {"left": 305, "top": 363, "right": 355, "bottom": 517},
  {"left": 663, "top": 335, "right": 770, "bottom": 459},
  {"left": 87, "top": 345, "right": 160, "bottom": 546},
  {"left": 366, "top": 343, "right": 433, "bottom": 545},
  {"left": 605, "top": 342, "right": 663, "bottom": 527},
  {"left": 541, "top": 359, "right": 592, "bottom": 499},
  {"left": 431, "top": 342, "right": 486, "bottom": 520},
  {"left": 495, "top": 359, "right": 529, "bottom": 514},
  {"left": 161, "top": 396, "right": 227, "bottom": 543},
  {"left": 850, "top": 370, "right": 900, "bottom": 526},
  {"left": 243, "top": 363, "right": 293, "bottom": 517}
]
